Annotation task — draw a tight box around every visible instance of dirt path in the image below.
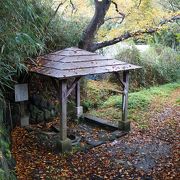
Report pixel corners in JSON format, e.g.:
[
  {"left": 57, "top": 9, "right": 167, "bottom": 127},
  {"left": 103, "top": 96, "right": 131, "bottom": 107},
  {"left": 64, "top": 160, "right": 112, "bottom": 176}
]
[{"left": 12, "top": 88, "right": 180, "bottom": 179}]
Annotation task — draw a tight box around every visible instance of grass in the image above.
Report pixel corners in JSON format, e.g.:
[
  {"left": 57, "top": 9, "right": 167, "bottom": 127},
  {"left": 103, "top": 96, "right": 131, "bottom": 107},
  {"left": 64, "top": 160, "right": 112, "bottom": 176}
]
[
  {"left": 101, "top": 81, "right": 180, "bottom": 110},
  {"left": 176, "top": 98, "right": 180, "bottom": 106},
  {"left": 87, "top": 81, "right": 180, "bottom": 129}
]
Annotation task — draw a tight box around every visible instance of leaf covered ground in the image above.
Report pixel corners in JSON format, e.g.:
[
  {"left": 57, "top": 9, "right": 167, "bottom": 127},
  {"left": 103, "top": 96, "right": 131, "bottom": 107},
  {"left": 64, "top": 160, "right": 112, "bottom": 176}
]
[{"left": 11, "top": 85, "right": 180, "bottom": 179}]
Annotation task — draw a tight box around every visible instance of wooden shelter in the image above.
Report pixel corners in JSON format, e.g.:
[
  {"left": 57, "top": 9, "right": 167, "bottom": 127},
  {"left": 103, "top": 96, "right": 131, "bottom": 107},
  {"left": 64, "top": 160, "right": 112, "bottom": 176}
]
[{"left": 28, "top": 47, "right": 140, "bottom": 152}]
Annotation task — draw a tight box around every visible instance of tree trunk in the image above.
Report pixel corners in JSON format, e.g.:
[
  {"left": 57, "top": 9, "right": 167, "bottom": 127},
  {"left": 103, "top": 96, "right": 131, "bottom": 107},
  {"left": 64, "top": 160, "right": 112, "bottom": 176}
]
[
  {"left": 78, "top": 0, "right": 111, "bottom": 51},
  {"left": 78, "top": 0, "right": 180, "bottom": 52}
]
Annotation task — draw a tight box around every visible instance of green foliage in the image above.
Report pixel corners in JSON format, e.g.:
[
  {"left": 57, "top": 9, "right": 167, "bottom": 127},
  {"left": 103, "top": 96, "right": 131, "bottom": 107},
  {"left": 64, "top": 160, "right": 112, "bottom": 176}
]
[
  {"left": 0, "top": 0, "right": 85, "bottom": 99},
  {"left": 148, "top": 23, "right": 180, "bottom": 50},
  {"left": 102, "top": 95, "right": 122, "bottom": 108},
  {"left": 82, "top": 100, "right": 95, "bottom": 111},
  {"left": 82, "top": 80, "right": 120, "bottom": 111},
  {"left": 0, "top": 103, "right": 16, "bottom": 179},
  {"left": 176, "top": 98, "right": 180, "bottom": 105},
  {"left": 158, "top": 0, "right": 180, "bottom": 12},
  {"left": 114, "top": 45, "right": 180, "bottom": 89},
  {"left": 89, "top": 81, "right": 180, "bottom": 128},
  {"left": 0, "top": 1, "right": 85, "bottom": 177},
  {"left": 102, "top": 81, "right": 180, "bottom": 110}
]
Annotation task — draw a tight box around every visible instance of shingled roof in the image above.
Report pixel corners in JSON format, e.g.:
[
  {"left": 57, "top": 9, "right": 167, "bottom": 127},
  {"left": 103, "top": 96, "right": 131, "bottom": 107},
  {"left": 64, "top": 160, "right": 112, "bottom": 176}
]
[{"left": 28, "top": 47, "right": 140, "bottom": 79}]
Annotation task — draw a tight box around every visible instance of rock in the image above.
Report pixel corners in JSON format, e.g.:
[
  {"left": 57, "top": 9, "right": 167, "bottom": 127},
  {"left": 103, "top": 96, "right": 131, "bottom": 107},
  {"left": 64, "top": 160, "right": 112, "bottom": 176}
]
[
  {"left": 98, "top": 134, "right": 109, "bottom": 141},
  {"left": 47, "top": 102, "right": 54, "bottom": 110},
  {"left": 127, "top": 161, "right": 132, "bottom": 166},
  {"left": 44, "top": 109, "right": 51, "bottom": 120},
  {"left": 32, "top": 95, "right": 42, "bottom": 106},
  {"left": 111, "top": 130, "right": 127, "bottom": 138},
  {"left": 87, "top": 139, "right": 104, "bottom": 147},
  {"left": 50, "top": 109, "right": 56, "bottom": 117},
  {"left": 30, "top": 105, "right": 39, "bottom": 120},
  {"left": 108, "top": 134, "right": 116, "bottom": 141},
  {"left": 40, "top": 99, "right": 48, "bottom": 109},
  {"left": 115, "top": 159, "right": 125, "bottom": 164},
  {"left": 36, "top": 110, "right": 44, "bottom": 122}
]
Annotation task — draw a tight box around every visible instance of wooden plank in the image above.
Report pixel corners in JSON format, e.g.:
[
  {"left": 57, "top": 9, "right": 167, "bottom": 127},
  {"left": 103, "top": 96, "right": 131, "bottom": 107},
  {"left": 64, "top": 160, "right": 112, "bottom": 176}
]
[
  {"left": 57, "top": 50, "right": 96, "bottom": 56},
  {"left": 66, "top": 77, "right": 81, "bottom": 98},
  {"left": 59, "top": 79, "right": 67, "bottom": 141},
  {"left": 30, "top": 63, "right": 140, "bottom": 78},
  {"left": 63, "top": 47, "right": 84, "bottom": 51},
  {"left": 50, "top": 47, "right": 83, "bottom": 55},
  {"left": 75, "top": 81, "right": 80, "bottom": 107},
  {"left": 41, "top": 54, "right": 110, "bottom": 62},
  {"left": 61, "top": 55, "right": 110, "bottom": 62},
  {"left": 114, "top": 72, "right": 125, "bottom": 88},
  {"left": 28, "top": 57, "right": 114, "bottom": 66},
  {"left": 122, "top": 71, "right": 129, "bottom": 123},
  {"left": 42, "top": 55, "right": 65, "bottom": 61},
  {"left": 83, "top": 114, "right": 118, "bottom": 130},
  {"left": 34, "top": 59, "right": 127, "bottom": 70}
]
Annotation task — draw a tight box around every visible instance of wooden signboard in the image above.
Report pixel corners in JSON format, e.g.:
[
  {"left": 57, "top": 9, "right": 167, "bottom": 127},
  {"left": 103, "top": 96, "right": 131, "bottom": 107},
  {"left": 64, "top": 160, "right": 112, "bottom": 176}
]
[{"left": 15, "top": 84, "right": 29, "bottom": 102}]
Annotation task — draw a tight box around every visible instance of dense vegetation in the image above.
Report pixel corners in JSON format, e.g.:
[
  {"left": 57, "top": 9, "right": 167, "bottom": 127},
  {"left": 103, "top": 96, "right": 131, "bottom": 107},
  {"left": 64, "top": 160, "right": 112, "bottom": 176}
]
[
  {"left": 113, "top": 44, "right": 180, "bottom": 89},
  {"left": 0, "top": 0, "right": 179, "bottom": 178},
  {"left": 0, "top": 0, "right": 85, "bottom": 178},
  {"left": 0, "top": 0, "right": 85, "bottom": 100}
]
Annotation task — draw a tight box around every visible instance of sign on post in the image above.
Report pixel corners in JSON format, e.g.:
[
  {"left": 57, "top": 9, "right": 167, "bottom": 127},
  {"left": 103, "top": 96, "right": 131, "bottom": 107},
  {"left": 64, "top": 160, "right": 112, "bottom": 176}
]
[
  {"left": 15, "top": 84, "right": 29, "bottom": 102},
  {"left": 15, "top": 83, "right": 29, "bottom": 127}
]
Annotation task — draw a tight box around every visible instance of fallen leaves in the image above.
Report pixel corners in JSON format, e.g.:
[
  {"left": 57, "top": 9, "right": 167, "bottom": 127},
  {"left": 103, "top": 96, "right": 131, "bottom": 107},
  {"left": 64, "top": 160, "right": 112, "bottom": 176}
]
[{"left": 11, "top": 88, "right": 180, "bottom": 179}]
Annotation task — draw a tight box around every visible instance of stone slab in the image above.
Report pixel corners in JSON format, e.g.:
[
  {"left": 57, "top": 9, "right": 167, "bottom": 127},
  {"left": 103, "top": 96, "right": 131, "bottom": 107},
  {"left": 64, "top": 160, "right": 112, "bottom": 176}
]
[
  {"left": 76, "top": 106, "right": 83, "bottom": 118},
  {"left": 118, "top": 121, "right": 131, "bottom": 131},
  {"left": 21, "top": 115, "right": 29, "bottom": 127},
  {"left": 83, "top": 114, "right": 118, "bottom": 130},
  {"left": 56, "top": 138, "right": 72, "bottom": 153}
]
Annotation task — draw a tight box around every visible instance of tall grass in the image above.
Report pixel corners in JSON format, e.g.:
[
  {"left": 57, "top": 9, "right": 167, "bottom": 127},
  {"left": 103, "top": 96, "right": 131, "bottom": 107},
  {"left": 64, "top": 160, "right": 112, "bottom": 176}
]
[{"left": 0, "top": 0, "right": 86, "bottom": 99}]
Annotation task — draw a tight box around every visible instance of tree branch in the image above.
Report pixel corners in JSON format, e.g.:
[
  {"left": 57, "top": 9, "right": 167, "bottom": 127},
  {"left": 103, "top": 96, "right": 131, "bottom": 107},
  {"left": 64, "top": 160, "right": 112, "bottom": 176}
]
[
  {"left": 137, "top": 0, "right": 142, "bottom": 9},
  {"left": 46, "top": 0, "right": 68, "bottom": 29},
  {"left": 78, "top": 0, "right": 111, "bottom": 50},
  {"left": 91, "top": 15, "right": 180, "bottom": 51},
  {"left": 105, "top": 16, "right": 123, "bottom": 22},
  {"left": 111, "top": 1, "right": 125, "bottom": 24},
  {"left": 69, "top": 0, "right": 77, "bottom": 14}
]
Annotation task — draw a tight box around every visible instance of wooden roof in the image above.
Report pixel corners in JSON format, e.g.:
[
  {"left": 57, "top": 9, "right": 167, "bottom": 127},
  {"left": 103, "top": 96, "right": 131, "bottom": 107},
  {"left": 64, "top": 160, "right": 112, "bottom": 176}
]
[{"left": 28, "top": 47, "right": 140, "bottom": 79}]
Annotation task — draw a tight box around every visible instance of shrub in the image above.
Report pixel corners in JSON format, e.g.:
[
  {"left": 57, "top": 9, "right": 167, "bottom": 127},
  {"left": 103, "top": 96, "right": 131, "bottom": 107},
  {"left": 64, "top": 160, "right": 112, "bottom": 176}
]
[
  {"left": 113, "top": 45, "right": 180, "bottom": 89},
  {"left": 0, "top": 102, "right": 16, "bottom": 179},
  {"left": 148, "top": 23, "right": 180, "bottom": 51},
  {"left": 102, "top": 81, "right": 180, "bottom": 110}
]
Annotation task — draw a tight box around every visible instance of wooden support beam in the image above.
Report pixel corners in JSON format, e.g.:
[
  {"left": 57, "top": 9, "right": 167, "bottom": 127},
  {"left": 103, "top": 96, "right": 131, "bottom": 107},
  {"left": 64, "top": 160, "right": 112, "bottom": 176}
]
[
  {"left": 58, "top": 79, "right": 72, "bottom": 152},
  {"left": 75, "top": 81, "right": 80, "bottom": 107},
  {"left": 75, "top": 80, "right": 83, "bottom": 118},
  {"left": 66, "top": 77, "right": 81, "bottom": 98},
  {"left": 118, "top": 71, "right": 130, "bottom": 131},
  {"left": 114, "top": 72, "right": 125, "bottom": 88},
  {"left": 59, "top": 79, "right": 68, "bottom": 140},
  {"left": 122, "top": 70, "right": 129, "bottom": 122}
]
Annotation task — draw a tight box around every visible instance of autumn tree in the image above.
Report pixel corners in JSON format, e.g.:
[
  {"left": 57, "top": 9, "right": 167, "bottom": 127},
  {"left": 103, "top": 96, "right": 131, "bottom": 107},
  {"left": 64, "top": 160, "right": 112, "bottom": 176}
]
[{"left": 57, "top": 0, "right": 179, "bottom": 52}]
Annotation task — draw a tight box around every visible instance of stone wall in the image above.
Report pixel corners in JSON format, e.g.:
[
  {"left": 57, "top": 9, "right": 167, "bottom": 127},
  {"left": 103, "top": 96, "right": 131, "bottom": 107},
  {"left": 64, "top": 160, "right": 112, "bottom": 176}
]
[
  {"left": 29, "top": 95, "right": 59, "bottom": 124},
  {"left": 28, "top": 74, "right": 77, "bottom": 124}
]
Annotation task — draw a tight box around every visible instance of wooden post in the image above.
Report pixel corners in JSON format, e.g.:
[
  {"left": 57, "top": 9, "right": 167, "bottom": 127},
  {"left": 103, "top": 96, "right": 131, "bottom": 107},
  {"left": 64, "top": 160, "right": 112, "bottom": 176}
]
[
  {"left": 58, "top": 79, "right": 72, "bottom": 152},
  {"left": 75, "top": 81, "right": 83, "bottom": 118},
  {"left": 59, "top": 79, "right": 67, "bottom": 140},
  {"left": 119, "top": 71, "right": 130, "bottom": 131}
]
